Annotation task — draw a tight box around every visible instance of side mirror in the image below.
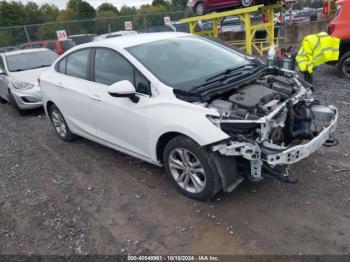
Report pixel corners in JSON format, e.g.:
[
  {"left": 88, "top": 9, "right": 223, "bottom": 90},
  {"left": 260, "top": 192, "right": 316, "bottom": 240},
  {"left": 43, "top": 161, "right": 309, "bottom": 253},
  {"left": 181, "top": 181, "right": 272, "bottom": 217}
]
[{"left": 107, "top": 80, "right": 139, "bottom": 103}]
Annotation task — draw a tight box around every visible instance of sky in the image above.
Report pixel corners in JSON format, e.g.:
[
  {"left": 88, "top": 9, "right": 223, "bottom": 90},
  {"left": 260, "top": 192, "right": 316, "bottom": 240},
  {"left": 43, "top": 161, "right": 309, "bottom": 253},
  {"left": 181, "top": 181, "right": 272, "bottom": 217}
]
[{"left": 19, "top": 0, "right": 153, "bottom": 9}]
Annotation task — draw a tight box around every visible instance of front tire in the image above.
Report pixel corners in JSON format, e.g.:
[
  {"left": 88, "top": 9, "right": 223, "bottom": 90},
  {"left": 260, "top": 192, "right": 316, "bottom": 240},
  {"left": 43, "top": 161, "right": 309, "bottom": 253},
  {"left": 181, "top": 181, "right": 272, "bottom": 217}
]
[
  {"left": 49, "top": 104, "right": 77, "bottom": 141},
  {"left": 337, "top": 51, "right": 350, "bottom": 79},
  {"left": 240, "top": 0, "right": 255, "bottom": 7},
  {"left": 195, "top": 2, "right": 206, "bottom": 16},
  {"left": 7, "top": 93, "right": 25, "bottom": 115},
  {"left": 163, "top": 136, "right": 222, "bottom": 201}
]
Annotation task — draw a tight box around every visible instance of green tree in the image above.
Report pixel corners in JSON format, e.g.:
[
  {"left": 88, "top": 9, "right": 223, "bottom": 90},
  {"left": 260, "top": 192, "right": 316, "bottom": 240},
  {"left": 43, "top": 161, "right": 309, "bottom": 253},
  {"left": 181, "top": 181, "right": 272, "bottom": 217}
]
[
  {"left": 152, "top": 0, "right": 170, "bottom": 8},
  {"left": 97, "top": 3, "right": 119, "bottom": 14},
  {"left": 62, "top": 0, "right": 96, "bottom": 35},
  {"left": 119, "top": 5, "right": 137, "bottom": 16},
  {"left": 0, "top": 30, "right": 12, "bottom": 47},
  {"left": 95, "top": 10, "right": 121, "bottom": 34},
  {"left": 24, "top": 2, "right": 44, "bottom": 24},
  {"left": 133, "top": 4, "right": 168, "bottom": 29},
  {"left": 66, "top": 0, "right": 96, "bottom": 19},
  {"left": 170, "top": 0, "right": 189, "bottom": 11},
  {"left": 39, "top": 4, "right": 59, "bottom": 23},
  {"left": 36, "top": 23, "right": 61, "bottom": 40},
  {"left": 0, "top": 1, "right": 26, "bottom": 26}
]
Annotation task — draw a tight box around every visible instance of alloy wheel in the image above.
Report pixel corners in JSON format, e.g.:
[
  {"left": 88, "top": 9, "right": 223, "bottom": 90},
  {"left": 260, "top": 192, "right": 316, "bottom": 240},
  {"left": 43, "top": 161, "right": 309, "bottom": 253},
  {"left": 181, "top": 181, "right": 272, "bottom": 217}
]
[
  {"left": 51, "top": 109, "right": 67, "bottom": 138},
  {"left": 168, "top": 148, "right": 206, "bottom": 193},
  {"left": 196, "top": 3, "right": 205, "bottom": 16},
  {"left": 241, "top": 0, "right": 253, "bottom": 7}
]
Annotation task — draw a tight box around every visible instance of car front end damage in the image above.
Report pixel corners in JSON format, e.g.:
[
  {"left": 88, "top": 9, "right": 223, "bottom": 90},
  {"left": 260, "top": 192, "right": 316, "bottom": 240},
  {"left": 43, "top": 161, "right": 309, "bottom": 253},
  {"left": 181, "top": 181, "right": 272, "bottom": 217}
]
[{"left": 204, "top": 71, "right": 338, "bottom": 190}]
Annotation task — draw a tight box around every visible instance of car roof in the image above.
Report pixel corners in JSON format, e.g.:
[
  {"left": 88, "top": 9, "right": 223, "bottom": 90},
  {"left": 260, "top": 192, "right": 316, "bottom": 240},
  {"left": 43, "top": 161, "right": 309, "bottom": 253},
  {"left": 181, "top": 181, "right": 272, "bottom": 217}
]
[
  {"left": 70, "top": 34, "right": 96, "bottom": 37},
  {"left": 3, "top": 48, "right": 50, "bottom": 56},
  {"left": 82, "top": 32, "right": 190, "bottom": 49}
]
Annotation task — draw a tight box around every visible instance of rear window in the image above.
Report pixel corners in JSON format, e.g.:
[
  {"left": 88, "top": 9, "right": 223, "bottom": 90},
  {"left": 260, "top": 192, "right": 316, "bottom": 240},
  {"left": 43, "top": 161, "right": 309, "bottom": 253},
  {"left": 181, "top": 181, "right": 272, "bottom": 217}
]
[
  {"left": 71, "top": 36, "right": 94, "bottom": 45},
  {"left": 32, "top": 43, "right": 44, "bottom": 48},
  {"left": 60, "top": 40, "right": 75, "bottom": 51}
]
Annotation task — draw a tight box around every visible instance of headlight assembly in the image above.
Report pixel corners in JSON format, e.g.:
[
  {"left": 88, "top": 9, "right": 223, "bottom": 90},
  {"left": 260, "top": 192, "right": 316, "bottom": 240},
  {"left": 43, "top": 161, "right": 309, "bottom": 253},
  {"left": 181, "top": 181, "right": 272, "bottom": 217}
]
[{"left": 12, "top": 80, "right": 34, "bottom": 90}]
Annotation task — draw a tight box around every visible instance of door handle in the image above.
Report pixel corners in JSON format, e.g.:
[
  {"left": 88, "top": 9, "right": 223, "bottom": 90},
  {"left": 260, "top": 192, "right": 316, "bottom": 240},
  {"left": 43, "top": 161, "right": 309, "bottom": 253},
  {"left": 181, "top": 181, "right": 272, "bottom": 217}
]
[
  {"left": 56, "top": 82, "right": 64, "bottom": 88},
  {"left": 90, "top": 95, "right": 102, "bottom": 102}
]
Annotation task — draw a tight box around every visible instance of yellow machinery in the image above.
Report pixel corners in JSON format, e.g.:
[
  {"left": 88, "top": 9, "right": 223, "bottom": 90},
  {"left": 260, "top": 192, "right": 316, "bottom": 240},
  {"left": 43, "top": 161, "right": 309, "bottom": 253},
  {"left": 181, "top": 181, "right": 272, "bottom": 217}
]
[
  {"left": 181, "top": 3, "right": 283, "bottom": 55},
  {"left": 327, "top": 0, "right": 338, "bottom": 18}
]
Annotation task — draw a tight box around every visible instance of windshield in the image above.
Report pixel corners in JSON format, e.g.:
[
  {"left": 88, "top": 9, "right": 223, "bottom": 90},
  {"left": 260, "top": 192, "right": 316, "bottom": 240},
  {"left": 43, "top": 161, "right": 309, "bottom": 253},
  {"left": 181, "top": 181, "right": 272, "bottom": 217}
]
[
  {"left": 127, "top": 36, "right": 249, "bottom": 89},
  {"left": 6, "top": 50, "right": 58, "bottom": 72}
]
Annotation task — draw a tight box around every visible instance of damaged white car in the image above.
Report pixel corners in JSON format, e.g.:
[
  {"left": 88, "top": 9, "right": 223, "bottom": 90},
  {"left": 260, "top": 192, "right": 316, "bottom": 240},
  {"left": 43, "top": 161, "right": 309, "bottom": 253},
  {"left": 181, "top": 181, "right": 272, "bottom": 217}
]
[{"left": 40, "top": 33, "right": 338, "bottom": 200}]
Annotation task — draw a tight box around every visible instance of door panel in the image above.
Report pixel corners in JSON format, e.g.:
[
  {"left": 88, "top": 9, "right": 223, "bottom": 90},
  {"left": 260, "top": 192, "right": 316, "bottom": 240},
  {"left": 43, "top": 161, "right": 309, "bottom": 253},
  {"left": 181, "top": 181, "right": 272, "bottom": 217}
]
[
  {"left": 89, "top": 48, "right": 153, "bottom": 158},
  {"left": 89, "top": 82, "right": 153, "bottom": 158},
  {"left": 52, "top": 49, "right": 95, "bottom": 136}
]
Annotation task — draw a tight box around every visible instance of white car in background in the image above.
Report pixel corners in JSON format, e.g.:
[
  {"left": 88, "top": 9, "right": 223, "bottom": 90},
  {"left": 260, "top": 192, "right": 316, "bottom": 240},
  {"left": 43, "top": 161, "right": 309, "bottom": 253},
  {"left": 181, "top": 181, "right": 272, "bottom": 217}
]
[
  {"left": 0, "top": 48, "right": 58, "bottom": 114},
  {"left": 39, "top": 33, "right": 337, "bottom": 200},
  {"left": 94, "top": 30, "right": 137, "bottom": 41}
]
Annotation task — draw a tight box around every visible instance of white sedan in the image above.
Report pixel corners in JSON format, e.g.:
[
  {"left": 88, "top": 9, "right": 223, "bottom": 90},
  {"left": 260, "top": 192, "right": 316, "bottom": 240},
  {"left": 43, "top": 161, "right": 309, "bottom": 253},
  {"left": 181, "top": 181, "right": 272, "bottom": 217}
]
[
  {"left": 0, "top": 48, "right": 58, "bottom": 114},
  {"left": 39, "top": 33, "right": 338, "bottom": 200}
]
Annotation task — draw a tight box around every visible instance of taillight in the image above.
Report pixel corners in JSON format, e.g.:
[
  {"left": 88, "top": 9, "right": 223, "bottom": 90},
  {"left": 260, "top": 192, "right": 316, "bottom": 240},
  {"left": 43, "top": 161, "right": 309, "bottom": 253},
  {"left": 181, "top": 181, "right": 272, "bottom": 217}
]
[{"left": 328, "top": 24, "right": 335, "bottom": 35}]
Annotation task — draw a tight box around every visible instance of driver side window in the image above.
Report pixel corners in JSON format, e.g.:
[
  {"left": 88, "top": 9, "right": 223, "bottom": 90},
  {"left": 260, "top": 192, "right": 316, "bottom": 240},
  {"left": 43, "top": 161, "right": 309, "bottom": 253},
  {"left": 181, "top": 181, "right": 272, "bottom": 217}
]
[{"left": 94, "top": 48, "right": 151, "bottom": 96}]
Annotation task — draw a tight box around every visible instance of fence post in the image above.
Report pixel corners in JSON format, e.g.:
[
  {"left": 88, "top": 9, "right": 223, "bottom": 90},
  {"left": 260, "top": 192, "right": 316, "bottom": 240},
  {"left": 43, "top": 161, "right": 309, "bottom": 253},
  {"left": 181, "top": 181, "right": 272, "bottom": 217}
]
[
  {"left": 143, "top": 15, "right": 147, "bottom": 31},
  {"left": 23, "top": 25, "right": 31, "bottom": 43}
]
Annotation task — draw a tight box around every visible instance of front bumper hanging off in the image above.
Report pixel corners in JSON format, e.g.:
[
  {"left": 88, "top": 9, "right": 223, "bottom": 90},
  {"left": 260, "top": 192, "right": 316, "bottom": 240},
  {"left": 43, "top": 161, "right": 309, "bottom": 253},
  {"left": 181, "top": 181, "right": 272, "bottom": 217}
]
[
  {"left": 263, "top": 105, "right": 338, "bottom": 165},
  {"left": 212, "top": 105, "right": 338, "bottom": 182}
]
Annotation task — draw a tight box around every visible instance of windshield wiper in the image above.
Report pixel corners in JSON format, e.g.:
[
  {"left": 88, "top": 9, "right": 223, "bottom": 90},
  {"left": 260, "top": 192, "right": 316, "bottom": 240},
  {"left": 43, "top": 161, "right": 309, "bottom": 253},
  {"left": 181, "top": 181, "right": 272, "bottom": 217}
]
[
  {"left": 190, "top": 63, "right": 260, "bottom": 93},
  {"left": 205, "top": 63, "right": 258, "bottom": 82}
]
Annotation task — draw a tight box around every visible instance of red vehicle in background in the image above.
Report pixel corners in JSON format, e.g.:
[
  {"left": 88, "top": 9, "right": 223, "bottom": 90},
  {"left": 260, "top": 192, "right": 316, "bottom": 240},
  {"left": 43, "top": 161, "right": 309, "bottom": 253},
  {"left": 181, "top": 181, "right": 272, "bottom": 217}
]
[
  {"left": 21, "top": 39, "right": 75, "bottom": 55},
  {"left": 192, "top": 0, "right": 278, "bottom": 16},
  {"left": 328, "top": 0, "right": 350, "bottom": 78}
]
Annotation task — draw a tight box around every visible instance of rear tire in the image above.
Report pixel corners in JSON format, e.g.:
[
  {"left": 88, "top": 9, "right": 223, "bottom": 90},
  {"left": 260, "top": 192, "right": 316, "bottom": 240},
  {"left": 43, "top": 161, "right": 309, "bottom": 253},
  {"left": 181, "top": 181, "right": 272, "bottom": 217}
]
[
  {"left": 7, "top": 93, "right": 25, "bottom": 115},
  {"left": 195, "top": 2, "right": 206, "bottom": 16},
  {"left": 48, "top": 104, "right": 77, "bottom": 141},
  {"left": 240, "top": 0, "right": 255, "bottom": 7},
  {"left": 337, "top": 51, "right": 350, "bottom": 79},
  {"left": 163, "top": 135, "right": 222, "bottom": 201}
]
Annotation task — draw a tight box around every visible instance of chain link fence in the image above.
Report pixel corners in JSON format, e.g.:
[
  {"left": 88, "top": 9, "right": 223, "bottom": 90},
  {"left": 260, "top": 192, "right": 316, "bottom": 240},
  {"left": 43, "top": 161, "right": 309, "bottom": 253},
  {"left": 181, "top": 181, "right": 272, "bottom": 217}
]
[
  {"left": 0, "top": 10, "right": 327, "bottom": 54},
  {"left": 0, "top": 10, "right": 189, "bottom": 48}
]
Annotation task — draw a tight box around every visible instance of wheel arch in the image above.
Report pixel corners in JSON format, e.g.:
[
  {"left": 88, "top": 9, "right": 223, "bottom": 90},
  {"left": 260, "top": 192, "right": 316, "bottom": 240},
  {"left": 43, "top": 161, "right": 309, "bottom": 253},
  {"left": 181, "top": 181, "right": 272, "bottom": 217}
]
[
  {"left": 339, "top": 39, "right": 350, "bottom": 57},
  {"left": 46, "top": 100, "right": 55, "bottom": 115},
  {"left": 156, "top": 131, "right": 186, "bottom": 163}
]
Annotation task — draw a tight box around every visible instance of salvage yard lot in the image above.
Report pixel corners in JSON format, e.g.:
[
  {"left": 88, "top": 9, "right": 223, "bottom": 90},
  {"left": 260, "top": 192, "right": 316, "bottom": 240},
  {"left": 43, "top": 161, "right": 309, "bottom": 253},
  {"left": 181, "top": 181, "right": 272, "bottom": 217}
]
[{"left": 0, "top": 65, "right": 349, "bottom": 255}]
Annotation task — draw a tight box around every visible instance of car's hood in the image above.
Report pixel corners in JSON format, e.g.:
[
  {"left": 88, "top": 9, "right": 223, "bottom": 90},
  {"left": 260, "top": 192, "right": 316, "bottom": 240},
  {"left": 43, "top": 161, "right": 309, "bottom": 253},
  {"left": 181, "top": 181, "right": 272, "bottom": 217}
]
[{"left": 8, "top": 67, "right": 49, "bottom": 83}]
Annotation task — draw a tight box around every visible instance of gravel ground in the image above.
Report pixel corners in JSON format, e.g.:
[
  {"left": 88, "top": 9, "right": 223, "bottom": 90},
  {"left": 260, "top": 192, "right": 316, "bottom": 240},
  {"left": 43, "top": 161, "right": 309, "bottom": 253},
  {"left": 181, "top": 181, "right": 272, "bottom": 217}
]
[{"left": 0, "top": 64, "right": 349, "bottom": 255}]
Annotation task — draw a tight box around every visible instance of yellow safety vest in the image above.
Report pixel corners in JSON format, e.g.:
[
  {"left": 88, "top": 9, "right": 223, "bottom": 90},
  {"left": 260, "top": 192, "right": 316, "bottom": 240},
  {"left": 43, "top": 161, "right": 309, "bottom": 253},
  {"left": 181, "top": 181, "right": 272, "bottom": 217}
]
[{"left": 296, "top": 32, "right": 340, "bottom": 74}]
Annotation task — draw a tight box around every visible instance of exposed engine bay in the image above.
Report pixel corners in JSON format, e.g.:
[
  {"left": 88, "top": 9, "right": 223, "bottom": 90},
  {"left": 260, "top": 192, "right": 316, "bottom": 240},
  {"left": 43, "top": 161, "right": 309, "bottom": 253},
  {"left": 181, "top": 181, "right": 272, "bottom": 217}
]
[
  {"left": 210, "top": 76, "right": 295, "bottom": 119},
  {"left": 204, "top": 70, "right": 338, "bottom": 187}
]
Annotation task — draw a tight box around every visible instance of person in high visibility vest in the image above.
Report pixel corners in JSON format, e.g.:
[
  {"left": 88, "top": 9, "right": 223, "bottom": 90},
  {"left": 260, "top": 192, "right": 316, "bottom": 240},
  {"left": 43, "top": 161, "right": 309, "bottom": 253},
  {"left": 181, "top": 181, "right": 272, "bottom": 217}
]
[{"left": 296, "top": 32, "right": 340, "bottom": 83}]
